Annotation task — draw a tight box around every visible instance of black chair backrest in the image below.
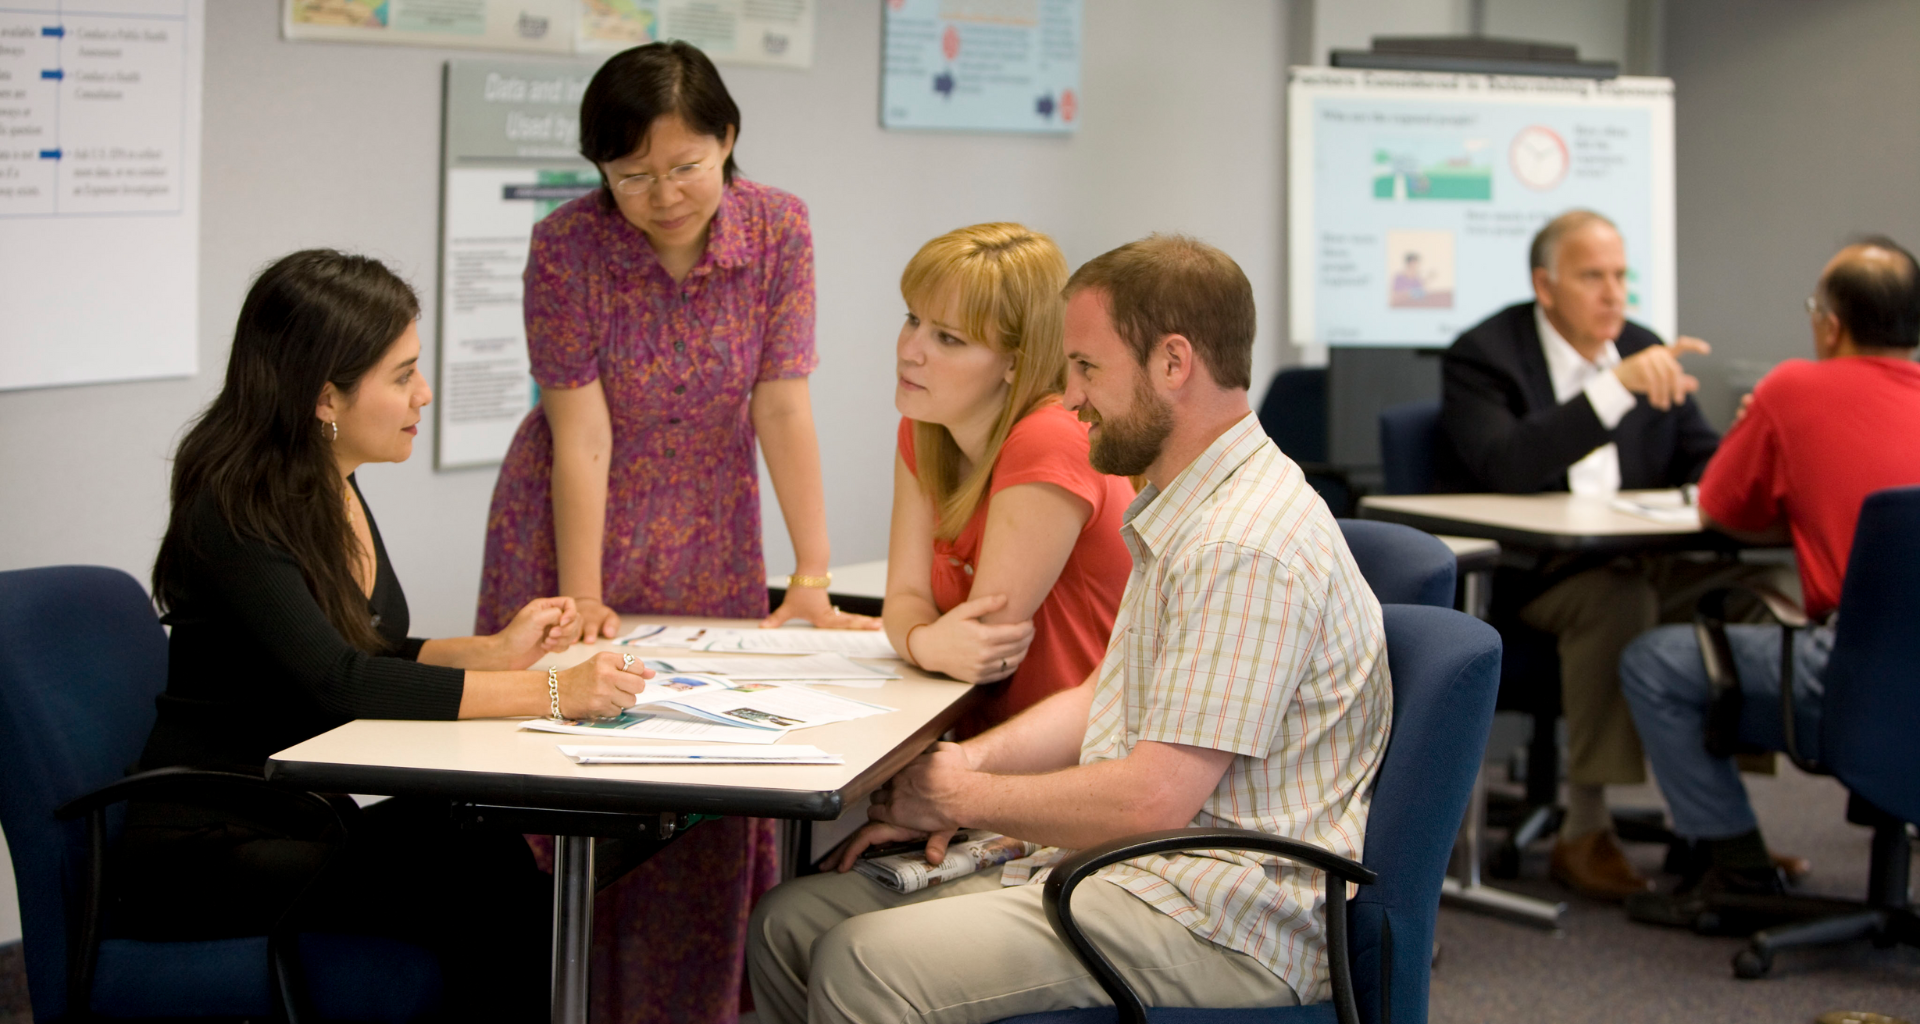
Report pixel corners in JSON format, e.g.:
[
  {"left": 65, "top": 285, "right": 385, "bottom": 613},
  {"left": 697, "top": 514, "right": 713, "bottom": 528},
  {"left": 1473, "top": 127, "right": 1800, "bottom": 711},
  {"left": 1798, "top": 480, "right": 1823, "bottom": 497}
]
[
  {"left": 1338, "top": 520, "right": 1455, "bottom": 608},
  {"left": 1378, "top": 400, "right": 1441, "bottom": 496},
  {"left": 0, "top": 566, "right": 169, "bottom": 1020},
  {"left": 1820, "top": 486, "right": 1920, "bottom": 826},
  {"left": 1259, "top": 367, "right": 1330, "bottom": 465}
]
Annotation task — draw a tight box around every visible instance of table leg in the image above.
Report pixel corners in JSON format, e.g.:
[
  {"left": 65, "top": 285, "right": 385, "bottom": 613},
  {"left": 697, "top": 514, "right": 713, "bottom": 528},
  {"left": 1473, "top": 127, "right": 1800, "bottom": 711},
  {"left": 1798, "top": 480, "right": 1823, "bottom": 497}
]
[
  {"left": 1445, "top": 564, "right": 1567, "bottom": 928},
  {"left": 552, "top": 834, "right": 596, "bottom": 1024},
  {"left": 1442, "top": 763, "right": 1567, "bottom": 928},
  {"left": 1462, "top": 567, "right": 1492, "bottom": 621}
]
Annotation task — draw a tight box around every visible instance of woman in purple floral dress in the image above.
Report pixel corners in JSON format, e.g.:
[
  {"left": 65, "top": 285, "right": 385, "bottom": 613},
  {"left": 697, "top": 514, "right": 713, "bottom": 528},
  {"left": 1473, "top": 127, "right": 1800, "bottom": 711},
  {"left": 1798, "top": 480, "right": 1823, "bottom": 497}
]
[{"left": 477, "top": 43, "right": 873, "bottom": 1024}]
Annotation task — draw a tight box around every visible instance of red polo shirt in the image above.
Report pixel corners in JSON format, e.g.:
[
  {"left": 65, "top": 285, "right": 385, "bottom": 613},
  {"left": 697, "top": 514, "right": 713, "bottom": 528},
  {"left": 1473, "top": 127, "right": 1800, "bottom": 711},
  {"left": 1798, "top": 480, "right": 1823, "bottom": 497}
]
[{"left": 1700, "top": 355, "right": 1920, "bottom": 619}]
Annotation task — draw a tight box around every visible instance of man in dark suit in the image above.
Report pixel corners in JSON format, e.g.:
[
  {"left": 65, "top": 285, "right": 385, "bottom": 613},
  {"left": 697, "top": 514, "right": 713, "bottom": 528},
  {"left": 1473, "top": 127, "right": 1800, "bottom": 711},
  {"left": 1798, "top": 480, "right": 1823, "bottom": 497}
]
[{"left": 1437, "top": 210, "right": 1781, "bottom": 901}]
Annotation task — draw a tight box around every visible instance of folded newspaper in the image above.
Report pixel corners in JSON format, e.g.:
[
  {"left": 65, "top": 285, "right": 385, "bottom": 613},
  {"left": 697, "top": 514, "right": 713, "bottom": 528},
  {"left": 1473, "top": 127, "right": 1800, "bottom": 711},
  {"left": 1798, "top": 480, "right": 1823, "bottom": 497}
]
[{"left": 854, "top": 831, "right": 1038, "bottom": 894}]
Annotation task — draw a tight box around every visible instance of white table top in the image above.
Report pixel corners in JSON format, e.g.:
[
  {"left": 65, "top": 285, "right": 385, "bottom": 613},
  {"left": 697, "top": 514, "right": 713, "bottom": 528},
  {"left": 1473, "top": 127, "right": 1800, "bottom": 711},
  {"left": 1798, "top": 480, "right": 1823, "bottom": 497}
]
[
  {"left": 266, "top": 615, "right": 975, "bottom": 820},
  {"left": 1436, "top": 535, "right": 1500, "bottom": 557},
  {"left": 1359, "top": 491, "right": 1722, "bottom": 554}
]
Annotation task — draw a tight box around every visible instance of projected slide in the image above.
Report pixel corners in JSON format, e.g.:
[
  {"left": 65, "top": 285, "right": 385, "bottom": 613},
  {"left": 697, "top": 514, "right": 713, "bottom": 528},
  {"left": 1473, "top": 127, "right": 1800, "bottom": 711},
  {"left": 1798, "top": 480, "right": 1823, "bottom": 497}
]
[{"left": 1289, "top": 69, "right": 1674, "bottom": 348}]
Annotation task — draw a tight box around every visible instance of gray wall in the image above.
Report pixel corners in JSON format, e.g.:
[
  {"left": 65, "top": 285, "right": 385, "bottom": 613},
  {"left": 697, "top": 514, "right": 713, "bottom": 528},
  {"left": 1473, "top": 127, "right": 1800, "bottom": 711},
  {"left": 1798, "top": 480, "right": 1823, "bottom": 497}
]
[
  {"left": 0, "top": 0, "right": 1288, "bottom": 946},
  {"left": 1666, "top": 0, "right": 1920, "bottom": 427}
]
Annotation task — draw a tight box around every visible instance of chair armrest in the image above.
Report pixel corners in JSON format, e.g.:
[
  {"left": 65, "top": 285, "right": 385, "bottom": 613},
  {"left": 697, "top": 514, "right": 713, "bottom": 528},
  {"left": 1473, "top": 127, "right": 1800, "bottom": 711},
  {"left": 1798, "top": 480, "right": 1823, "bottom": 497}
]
[
  {"left": 1694, "top": 586, "right": 1820, "bottom": 774},
  {"left": 53, "top": 766, "right": 351, "bottom": 1023},
  {"left": 1039, "top": 827, "right": 1376, "bottom": 1024},
  {"left": 54, "top": 765, "right": 343, "bottom": 823}
]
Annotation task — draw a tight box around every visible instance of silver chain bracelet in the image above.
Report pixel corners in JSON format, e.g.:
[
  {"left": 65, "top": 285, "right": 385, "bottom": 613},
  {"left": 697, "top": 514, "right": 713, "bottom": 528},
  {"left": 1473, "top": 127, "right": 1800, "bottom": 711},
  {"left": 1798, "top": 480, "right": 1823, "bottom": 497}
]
[{"left": 547, "top": 665, "right": 562, "bottom": 720}]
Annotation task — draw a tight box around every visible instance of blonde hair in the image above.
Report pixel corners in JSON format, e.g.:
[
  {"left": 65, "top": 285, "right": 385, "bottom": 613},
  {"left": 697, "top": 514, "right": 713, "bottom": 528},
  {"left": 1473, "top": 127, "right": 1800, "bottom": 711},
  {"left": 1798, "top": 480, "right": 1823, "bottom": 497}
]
[{"left": 902, "top": 223, "right": 1069, "bottom": 539}]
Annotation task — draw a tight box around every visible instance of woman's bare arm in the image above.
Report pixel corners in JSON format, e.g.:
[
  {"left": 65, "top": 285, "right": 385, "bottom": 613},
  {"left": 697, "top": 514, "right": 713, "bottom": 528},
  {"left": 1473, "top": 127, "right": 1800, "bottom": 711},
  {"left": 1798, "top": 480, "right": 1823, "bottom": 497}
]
[{"left": 543, "top": 380, "right": 620, "bottom": 638}]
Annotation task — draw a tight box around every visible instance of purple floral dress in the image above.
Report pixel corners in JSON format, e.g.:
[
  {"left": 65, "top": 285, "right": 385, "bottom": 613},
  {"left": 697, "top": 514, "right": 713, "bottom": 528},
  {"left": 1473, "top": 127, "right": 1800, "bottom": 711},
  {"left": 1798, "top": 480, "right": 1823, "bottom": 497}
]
[{"left": 477, "top": 179, "right": 817, "bottom": 1024}]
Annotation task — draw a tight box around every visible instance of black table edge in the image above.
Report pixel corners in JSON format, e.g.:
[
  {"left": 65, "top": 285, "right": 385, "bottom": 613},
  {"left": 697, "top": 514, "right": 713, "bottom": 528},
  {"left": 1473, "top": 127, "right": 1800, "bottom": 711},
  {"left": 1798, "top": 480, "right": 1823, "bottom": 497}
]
[{"left": 265, "top": 687, "right": 983, "bottom": 822}]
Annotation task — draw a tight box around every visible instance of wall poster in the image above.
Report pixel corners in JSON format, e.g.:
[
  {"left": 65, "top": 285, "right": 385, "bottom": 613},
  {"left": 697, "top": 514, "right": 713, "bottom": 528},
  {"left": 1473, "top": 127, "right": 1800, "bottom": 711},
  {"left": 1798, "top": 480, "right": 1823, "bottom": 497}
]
[
  {"left": 881, "top": 0, "right": 1080, "bottom": 134},
  {"left": 436, "top": 57, "right": 599, "bottom": 469},
  {"left": 0, "top": 0, "right": 204, "bottom": 392}
]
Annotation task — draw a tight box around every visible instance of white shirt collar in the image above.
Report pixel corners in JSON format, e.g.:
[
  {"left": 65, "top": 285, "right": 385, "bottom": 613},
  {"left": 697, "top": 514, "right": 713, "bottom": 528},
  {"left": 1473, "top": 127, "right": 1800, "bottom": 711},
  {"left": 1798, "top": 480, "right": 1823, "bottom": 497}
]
[{"left": 1535, "top": 304, "right": 1622, "bottom": 404}]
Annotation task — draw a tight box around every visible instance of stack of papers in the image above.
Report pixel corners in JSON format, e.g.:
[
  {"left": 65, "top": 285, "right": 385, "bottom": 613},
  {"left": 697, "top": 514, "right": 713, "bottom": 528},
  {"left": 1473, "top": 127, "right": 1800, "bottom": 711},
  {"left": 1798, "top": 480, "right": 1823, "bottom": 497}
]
[
  {"left": 559, "top": 744, "right": 843, "bottom": 765},
  {"left": 523, "top": 673, "right": 894, "bottom": 742},
  {"left": 615, "top": 624, "right": 900, "bottom": 660},
  {"left": 642, "top": 653, "right": 896, "bottom": 688}
]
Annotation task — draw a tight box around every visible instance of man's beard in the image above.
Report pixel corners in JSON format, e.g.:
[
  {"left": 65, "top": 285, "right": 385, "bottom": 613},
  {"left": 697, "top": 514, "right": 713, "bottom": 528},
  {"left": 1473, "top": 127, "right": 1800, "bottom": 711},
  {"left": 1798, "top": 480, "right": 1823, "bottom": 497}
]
[{"left": 1086, "top": 378, "right": 1174, "bottom": 477}]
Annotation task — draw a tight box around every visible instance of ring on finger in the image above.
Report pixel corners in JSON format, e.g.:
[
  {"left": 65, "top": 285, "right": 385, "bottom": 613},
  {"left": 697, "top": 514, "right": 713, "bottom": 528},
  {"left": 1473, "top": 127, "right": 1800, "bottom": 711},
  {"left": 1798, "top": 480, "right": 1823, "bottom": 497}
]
[{"left": 622, "top": 652, "right": 635, "bottom": 670}]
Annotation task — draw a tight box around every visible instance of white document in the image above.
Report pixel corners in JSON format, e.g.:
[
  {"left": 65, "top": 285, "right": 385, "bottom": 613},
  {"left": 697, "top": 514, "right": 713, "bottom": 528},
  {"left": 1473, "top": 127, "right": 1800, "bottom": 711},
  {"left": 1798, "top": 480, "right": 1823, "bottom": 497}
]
[
  {"left": 559, "top": 744, "right": 841, "bottom": 765},
  {"left": 2, "top": 0, "right": 204, "bottom": 392},
  {"left": 1609, "top": 491, "right": 1701, "bottom": 527},
  {"left": 613, "top": 624, "right": 717, "bottom": 648},
  {"left": 643, "top": 653, "right": 897, "bottom": 683},
  {"left": 522, "top": 711, "right": 782, "bottom": 743},
  {"left": 694, "top": 628, "right": 900, "bottom": 660},
  {"left": 655, "top": 681, "right": 894, "bottom": 732}
]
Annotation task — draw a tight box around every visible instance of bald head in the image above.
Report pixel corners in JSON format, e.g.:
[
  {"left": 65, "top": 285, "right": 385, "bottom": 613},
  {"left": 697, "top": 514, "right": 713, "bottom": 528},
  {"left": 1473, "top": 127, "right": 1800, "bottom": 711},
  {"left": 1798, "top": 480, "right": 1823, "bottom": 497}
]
[
  {"left": 1815, "top": 238, "right": 1920, "bottom": 352},
  {"left": 1530, "top": 210, "right": 1628, "bottom": 355},
  {"left": 1530, "top": 210, "right": 1619, "bottom": 277}
]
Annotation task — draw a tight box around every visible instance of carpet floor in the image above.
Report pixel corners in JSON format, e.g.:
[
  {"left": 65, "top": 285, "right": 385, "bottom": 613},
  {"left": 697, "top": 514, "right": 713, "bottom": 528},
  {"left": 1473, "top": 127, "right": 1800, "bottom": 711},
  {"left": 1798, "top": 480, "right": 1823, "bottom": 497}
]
[{"left": 4, "top": 765, "right": 1915, "bottom": 1022}]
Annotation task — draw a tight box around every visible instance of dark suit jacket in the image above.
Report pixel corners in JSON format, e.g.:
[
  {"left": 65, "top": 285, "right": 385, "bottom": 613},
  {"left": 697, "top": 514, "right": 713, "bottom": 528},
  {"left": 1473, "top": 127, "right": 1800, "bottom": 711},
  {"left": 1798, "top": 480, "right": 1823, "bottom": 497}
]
[{"left": 1435, "top": 302, "right": 1720, "bottom": 494}]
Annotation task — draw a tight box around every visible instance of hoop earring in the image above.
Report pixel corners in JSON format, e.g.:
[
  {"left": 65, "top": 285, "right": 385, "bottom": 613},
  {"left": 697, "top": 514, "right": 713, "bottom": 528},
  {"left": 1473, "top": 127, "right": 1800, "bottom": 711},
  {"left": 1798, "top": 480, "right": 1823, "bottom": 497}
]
[{"left": 322, "top": 420, "right": 337, "bottom": 442}]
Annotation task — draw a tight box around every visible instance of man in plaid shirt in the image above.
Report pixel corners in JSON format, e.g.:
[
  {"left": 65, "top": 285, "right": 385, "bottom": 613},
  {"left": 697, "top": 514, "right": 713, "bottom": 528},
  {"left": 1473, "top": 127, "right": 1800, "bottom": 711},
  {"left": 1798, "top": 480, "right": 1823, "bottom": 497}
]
[{"left": 748, "top": 234, "right": 1392, "bottom": 1024}]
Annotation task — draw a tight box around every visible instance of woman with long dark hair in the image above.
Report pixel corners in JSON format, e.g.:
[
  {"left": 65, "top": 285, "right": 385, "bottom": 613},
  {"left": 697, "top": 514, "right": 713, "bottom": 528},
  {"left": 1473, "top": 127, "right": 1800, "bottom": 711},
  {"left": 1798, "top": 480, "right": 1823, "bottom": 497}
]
[{"left": 128, "top": 249, "right": 649, "bottom": 1019}]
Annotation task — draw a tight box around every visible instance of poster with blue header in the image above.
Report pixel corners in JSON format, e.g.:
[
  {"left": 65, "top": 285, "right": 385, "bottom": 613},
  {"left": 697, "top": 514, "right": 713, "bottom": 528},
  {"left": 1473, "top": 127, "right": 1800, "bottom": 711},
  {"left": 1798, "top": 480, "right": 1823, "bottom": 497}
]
[{"left": 881, "top": 0, "right": 1081, "bottom": 134}]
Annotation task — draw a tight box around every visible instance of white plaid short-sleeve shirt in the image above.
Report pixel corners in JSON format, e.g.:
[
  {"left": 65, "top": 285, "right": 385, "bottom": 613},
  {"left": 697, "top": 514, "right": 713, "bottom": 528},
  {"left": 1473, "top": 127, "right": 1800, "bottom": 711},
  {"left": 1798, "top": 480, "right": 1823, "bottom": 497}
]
[{"left": 1077, "top": 412, "right": 1392, "bottom": 1004}]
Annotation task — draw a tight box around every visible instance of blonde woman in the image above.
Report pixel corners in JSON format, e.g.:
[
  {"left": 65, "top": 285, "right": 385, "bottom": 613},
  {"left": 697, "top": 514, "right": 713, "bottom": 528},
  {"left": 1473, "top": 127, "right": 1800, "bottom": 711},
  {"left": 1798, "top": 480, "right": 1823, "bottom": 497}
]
[{"left": 886, "top": 223, "right": 1134, "bottom": 735}]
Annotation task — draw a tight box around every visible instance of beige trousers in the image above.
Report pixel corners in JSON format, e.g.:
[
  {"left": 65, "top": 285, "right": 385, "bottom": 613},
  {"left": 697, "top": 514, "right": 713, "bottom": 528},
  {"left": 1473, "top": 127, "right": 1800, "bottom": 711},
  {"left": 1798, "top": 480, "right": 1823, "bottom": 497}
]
[
  {"left": 746, "top": 866, "right": 1298, "bottom": 1024},
  {"left": 1518, "top": 555, "right": 1793, "bottom": 786}
]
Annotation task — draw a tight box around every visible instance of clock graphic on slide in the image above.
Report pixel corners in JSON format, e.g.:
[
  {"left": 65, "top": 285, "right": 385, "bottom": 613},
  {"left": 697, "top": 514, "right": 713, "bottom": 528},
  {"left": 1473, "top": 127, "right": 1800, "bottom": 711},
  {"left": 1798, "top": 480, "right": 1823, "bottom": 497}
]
[{"left": 1509, "top": 126, "right": 1569, "bottom": 191}]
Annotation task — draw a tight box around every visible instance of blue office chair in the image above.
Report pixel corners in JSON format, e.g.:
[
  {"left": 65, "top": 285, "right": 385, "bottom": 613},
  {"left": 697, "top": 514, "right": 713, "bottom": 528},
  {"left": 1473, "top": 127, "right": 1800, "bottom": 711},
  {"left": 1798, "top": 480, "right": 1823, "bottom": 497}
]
[
  {"left": 1260, "top": 368, "right": 1355, "bottom": 516},
  {"left": 1337, "top": 520, "right": 1455, "bottom": 609},
  {"left": 1376, "top": 401, "right": 1440, "bottom": 497},
  {"left": 0, "top": 565, "right": 442, "bottom": 1022},
  {"left": 1709, "top": 487, "right": 1920, "bottom": 978},
  {"left": 996, "top": 603, "right": 1502, "bottom": 1024}
]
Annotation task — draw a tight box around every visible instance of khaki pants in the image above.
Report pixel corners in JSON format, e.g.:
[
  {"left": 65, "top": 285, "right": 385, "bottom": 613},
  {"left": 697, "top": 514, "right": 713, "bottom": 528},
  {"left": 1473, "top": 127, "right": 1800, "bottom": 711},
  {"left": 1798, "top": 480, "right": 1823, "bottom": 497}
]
[
  {"left": 746, "top": 866, "right": 1298, "bottom": 1024},
  {"left": 1518, "top": 555, "right": 1793, "bottom": 786}
]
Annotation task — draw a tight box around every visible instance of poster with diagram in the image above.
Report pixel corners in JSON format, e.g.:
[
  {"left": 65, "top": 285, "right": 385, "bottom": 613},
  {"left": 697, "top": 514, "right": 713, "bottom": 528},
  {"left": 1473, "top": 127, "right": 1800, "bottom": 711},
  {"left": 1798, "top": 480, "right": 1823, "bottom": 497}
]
[
  {"left": 1288, "top": 67, "right": 1675, "bottom": 348},
  {"left": 881, "top": 0, "right": 1080, "bottom": 134}
]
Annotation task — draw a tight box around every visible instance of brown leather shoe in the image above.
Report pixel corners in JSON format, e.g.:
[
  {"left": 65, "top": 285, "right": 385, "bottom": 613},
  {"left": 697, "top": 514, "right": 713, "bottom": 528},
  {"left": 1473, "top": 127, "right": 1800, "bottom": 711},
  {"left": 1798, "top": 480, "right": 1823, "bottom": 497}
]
[
  {"left": 1550, "top": 830, "right": 1653, "bottom": 901},
  {"left": 1773, "top": 852, "right": 1813, "bottom": 883}
]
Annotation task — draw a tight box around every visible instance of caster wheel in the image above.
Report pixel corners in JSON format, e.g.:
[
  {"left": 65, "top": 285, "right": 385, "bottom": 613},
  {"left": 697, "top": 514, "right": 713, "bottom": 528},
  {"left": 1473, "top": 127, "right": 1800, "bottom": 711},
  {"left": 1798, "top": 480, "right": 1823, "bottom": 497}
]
[
  {"left": 1488, "top": 843, "right": 1521, "bottom": 880},
  {"left": 1733, "top": 948, "right": 1771, "bottom": 979}
]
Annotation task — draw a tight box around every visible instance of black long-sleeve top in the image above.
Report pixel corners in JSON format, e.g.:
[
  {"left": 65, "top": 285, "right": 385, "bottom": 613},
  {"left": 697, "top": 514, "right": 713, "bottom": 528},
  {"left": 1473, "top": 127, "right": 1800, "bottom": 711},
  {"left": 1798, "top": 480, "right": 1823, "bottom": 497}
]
[
  {"left": 139, "top": 476, "right": 465, "bottom": 772},
  {"left": 1433, "top": 302, "right": 1721, "bottom": 494}
]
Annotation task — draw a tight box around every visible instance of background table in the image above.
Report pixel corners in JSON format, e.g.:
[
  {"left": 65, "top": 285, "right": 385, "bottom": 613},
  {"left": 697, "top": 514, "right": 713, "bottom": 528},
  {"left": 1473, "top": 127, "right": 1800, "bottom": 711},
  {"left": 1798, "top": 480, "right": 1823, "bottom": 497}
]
[
  {"left": 1359, "top": 491, "right": 1728, "bottom": 555},
  {"left": 267, "top": 615, "right": 976, "bottom": 1024}
]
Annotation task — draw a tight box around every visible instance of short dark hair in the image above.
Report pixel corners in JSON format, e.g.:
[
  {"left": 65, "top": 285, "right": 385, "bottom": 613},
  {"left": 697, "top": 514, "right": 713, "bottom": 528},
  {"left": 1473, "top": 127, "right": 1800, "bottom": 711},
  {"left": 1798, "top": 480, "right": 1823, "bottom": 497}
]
[
  {"left": 1529, "top": 209, "right": 1617, "bottom": 274},
  {"left": 1064, "top": 234, "right": 1254, "bottom": 390},
  {"left": 1819, "top": 236, "right": 1920, "bottom": 350},
  {"left": 578, "top": 41, "right": 740, "bottom": 209}
]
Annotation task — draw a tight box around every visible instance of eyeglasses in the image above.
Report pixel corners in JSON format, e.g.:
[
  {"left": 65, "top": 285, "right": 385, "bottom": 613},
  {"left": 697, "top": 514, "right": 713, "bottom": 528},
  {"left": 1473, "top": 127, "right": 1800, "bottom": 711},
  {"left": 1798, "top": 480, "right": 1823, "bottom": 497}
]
[{"left": 611, "top": 161, "right": 713, "bottom": 196}]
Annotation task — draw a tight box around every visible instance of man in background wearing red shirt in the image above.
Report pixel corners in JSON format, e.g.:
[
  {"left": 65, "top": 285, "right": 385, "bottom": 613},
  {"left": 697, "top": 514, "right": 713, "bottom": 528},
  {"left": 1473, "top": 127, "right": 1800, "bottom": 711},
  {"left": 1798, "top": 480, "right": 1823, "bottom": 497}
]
[{"left": 1618, "top": 237, "right": 1920, "bottom": 924}]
